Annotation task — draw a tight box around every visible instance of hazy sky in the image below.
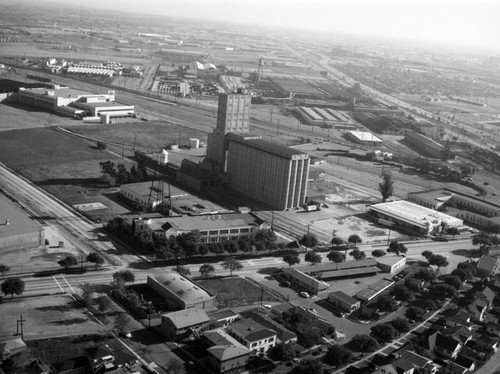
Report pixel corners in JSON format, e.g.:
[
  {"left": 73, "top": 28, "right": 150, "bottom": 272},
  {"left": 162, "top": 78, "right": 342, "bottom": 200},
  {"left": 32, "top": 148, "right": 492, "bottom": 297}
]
[{"left": 51, "top": 0, "right": 500, "bottom": 51}]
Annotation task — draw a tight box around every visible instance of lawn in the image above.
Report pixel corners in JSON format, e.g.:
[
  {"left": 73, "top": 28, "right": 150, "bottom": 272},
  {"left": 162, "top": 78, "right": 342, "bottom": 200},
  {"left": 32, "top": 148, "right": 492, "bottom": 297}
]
[{"left": 196, "top": 277, "right": 280, "bottom": 308}]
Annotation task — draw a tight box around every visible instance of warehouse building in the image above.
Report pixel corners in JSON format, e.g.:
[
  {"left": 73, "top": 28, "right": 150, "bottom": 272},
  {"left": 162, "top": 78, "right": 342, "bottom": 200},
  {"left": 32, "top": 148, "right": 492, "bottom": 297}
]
[
  {"left": 18, "top": 85, "right": 133, "bottom": 119},
  {"left": 327, "top": 291, "right": 361, "bottom": 313},
  {"left": 147, "top": 273, "right": 215, "bottom": 310},
  {"left": 346, "top": 131, "right": 383, "bottom": 146},
  {"left": 404, "top": 131, "right": 452, "bottom": 159},
  {"left": 368, "top": 200, "right": 464, "bottom": 236},
  {"left": 295, "top": 107, "right": 352, "bottom": 128},
  {"left": 355, "top": 278, "right": 394, "bottom": 302},
  {"left": 376, "top": 256, "right": 407, "bottom": 274},
  {"left": 281, "top": 267, "right": 330, "bottom": 295},
  {"left": 407, "top": 188, "right": 500, "bottom": 230},
  {"left": 0, "top": 194, "right": 45, "bottom": 252}
]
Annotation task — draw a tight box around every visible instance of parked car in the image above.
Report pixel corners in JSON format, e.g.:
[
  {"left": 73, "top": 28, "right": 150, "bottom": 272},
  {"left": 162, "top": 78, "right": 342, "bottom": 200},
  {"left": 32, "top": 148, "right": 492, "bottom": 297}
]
[
  {"left": 299, "top": 291, "right": 311, "bottom": 298},
  {"left": 262, "top": 304, "right": 272, "bottom": 310}
]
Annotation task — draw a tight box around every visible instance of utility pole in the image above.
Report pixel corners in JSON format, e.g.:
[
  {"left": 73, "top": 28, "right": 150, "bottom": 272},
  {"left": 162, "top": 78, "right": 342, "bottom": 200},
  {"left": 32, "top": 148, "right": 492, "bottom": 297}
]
[{"left": 17, "top": 315, "right": 26, "bottom": 339}]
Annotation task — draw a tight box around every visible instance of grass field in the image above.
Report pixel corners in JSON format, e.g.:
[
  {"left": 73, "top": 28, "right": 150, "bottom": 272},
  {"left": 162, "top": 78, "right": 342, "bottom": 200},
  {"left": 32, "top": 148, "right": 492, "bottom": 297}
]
[
  {"left": 196, "top": 277, "right": 280, "bottom": 308},
  {"left": 0, "top": 294, "right": 105, "bottom": 340}
]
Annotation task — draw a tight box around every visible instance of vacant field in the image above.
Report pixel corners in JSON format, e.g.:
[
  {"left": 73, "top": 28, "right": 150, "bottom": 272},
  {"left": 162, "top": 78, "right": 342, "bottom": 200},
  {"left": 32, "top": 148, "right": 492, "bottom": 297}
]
[
  {"left": 196, "top": 277, "right": 280, "bottom": 308},
  {"left": 0, "top": 294, "right": 106, "bottom": 340},
  {"left": 68, "top": 121, "right": 208, "bottom": 151},
  {"left": 0, "top": 102, "right": 74, "bottom": 131}
]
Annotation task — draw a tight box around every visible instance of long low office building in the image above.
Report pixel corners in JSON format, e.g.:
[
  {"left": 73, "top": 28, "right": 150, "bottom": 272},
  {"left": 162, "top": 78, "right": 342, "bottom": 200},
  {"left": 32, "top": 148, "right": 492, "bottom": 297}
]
[
  {"left": 367, "top": 200, "right": 464, "bottom": 235},
  {"left": 133, "top": 213, "right": 269, "bottom": 244}
]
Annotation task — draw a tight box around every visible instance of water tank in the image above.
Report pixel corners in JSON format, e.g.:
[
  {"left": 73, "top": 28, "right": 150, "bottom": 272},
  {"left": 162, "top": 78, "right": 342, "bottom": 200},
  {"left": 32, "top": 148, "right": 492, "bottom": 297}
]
[
  {"left": 189, "top": 138, "right": 200, "bottom": 148},
  {"left": 158, "top": 149, "right": 168, "bottom": 165}
]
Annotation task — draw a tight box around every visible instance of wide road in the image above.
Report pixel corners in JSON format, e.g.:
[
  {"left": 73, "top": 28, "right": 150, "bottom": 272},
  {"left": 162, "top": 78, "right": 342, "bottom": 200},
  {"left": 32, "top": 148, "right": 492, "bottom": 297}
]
[{"left": 0, "top": 162, "right": 142, "bottom": 265}]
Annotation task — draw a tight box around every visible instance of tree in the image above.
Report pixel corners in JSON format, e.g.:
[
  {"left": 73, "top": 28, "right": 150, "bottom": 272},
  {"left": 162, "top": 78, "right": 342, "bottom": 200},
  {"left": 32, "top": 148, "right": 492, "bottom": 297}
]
[
  {"left": 299, "top": 328, "right": 323, "bottom": 348},
  {"left": 420, "top": 299, "right": 438, "bottom": 311},
  {"left": 371, "top": 323, "right": 397, "bottom": 343},
  {"left": 406, "top": 306, "right": 426, "bottom": 322},
  {"left": 0, "top": 264, "right": 10, "bottom": 277},
  {"left": 390, "top": 284, "right": 414, "bottom": 302},
  {"left": 86, "top": 253, "right": 104, "bottom": 268},
  {"left": 331, "top": 236, "right": 345, "bottom": 248},
  {"left": 375, "top": 294, "right": 397, "bottom": 312},
  {"left": 421, "top": 251, "right": 433, "bottom": 261},
  {"left": 414, "top": 269, "right": 436, "bottom": 283},
  {"left": 349, "top": 248, "right": 366, "bottom": 261},
  {"left": 299, "top": 233, "right": 318, "bottom": 251},
  {"left": 283, "top": 253, "right": 300, "bottom": 268},
  {"left": 350, "top": 334, "right": 378, "bottom": 354},
  {"left": 446, "top": 227, "right": 460, "bottom": 239},
  {"left": 452, "top": 261, "right": 476, "bottom": 281},
  {"left": 58, "top": 254, "right": 78, "bottom": 270},
  {"left": 429, "top": 283, "right": 457, "bottom": 299},
  {"left": 222, "top": 257, "right": 243, "bottom": 276},
  {"left": 1, "top": 277, "right": 25, "bottom": 298},
  {"left": 305, "top": 251, "right": 322, "bottom": 265},
  {"left": 113, "top": 270, "right": 135, "bottom": 284},
  {"left": 429, "top": 254, "right": 449, "bottom": 272},
  {"left": 96, "top": 296, "right": 112, "bottom": 314},
  {"left": 199, "top": 264, "right": 215, "bottom": 278},
  {"left": 371, "top": 249, "right": 386, "bottom": 257},
  {"left": 388, "top": 240, "right": 407, "bottom": 255},
  {"left": 268, "top": 342, "right": 296, "bottom": 361},
  {"left": 323, "top": 344, "right": 353, "bottom": 367},
  {"left": 296, "top": 359, "right": 324, "bottom": 374},
  {"left": 255, "top": 229, "right": 277, "bottom": 244},
  {"left": 176, "top": 266, "right": 191, "bottom": 277},
  {"left": 114, "top": 312, "right": 131, "bottom": 334},
  {"left": 443, "top": 275, "right": 463, "bottom": 290},
  {"left": 347, "top": 234, "right": 362, "bottom": 248},
  {"left": 327, "top": 251, "right": 345, "bottom": 263},
  {"left": 96, "top": 141, "right": 107, "bottom": 150},
  {"left": 80, "top": 282, "right": 94, "bottom": 307},
  {"left": 389, "top": 318, "right": 410, "bottom": 333},
  {"left": 404, "top": 278, "right": 424, "bottom": 293},
  {"left": 378, "top": 172, "right": 394, "bottom": 202}
]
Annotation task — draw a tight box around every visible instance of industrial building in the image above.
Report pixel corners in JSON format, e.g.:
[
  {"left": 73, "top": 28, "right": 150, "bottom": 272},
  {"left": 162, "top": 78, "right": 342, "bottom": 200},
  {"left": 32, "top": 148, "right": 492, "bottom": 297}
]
[
  {"left": 355, "top": 278, "right": 394, "bottom": 302},
  {"left": 268, "top": 77, "right": 325, "bottom": 99},
  {"left": 346, "top": 131, "right": 383, "bottom": 146},
  {"left": 295, "top": 107, "right": 352, "bottom": 128},
  {"left": 407, "top": 188, "right": 500, "bottom": 230},
  {"left": 147, "top": 273, "right": 215, "bottom": 310},
  {"left": 133, "top": 213, "right": 269, "bottom": 244},
  {"left": 299, "top": 259, "right": 380, "bottom": 280},
  {"left": 327, "top": 291, "right": 361, "bottom": 313},
  {"left": 18, "top": 85, "right": 134, "bottom": 119},
  {"left": 404, "top": 131, "right": 451, "bottom": 159},
  {"left": 368, "top": 200, "right": 464, "bottom": 236},
  {"left": 225, "top": 133, "right": 310, "bottom": 210},
  {"left": 0, "top": 193, "right": 45, "bottom": 252},
  {"left": 281, "top": 267, "right": 331, "bottom": 295},
  {"left": 206, "top": 90, "right": 252, "bottom": 170},
  {"left": 160, "top": 308, "right": 212, "bottom": 341},
  {"left": 376, "top": 256, "right": 407, "bottom": 273}
]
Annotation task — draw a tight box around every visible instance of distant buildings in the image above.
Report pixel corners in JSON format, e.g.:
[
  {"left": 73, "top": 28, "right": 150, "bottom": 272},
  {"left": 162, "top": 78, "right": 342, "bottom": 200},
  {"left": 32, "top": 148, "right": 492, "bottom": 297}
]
[
  {"left": 295, "top": 106, "right": 352, "bottom": 128},
  {"left": 18, "top": 85, "right": 134, "bottom": 119},
  {"left": 405, "top": 131, "right": 453, "bottom": 159}
]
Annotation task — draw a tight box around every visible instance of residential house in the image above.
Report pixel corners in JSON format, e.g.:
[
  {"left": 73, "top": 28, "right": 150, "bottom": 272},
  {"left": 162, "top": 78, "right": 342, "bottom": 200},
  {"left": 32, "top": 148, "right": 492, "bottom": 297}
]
[
  {"left": 435, "top": 334, "right": 462, "bottom": 359},
  {"left": 328, "top": 291, "right": 361, "bottom": 313},
  {"left": 371, "top": 350, "right": 437, "bottom": 374},
  {"left": 160, "top": 308, "right": 211, "bottom": 341},
  {"left": 0, "top": 338, "right": 27, "bottom": 360},
  {"left": 84, "top": 344, "right": 136, "bottom": 374},
  {"left": 239, "top": 308, "right": 297, "bottom": 344},
  {"left": 454, "top": 356, "right": 475, "bottom": 372},
  {"left": 476, "top": 255, "right": 500, "bottom": 279},
  {"left": 207, "top": 309, "right": 240, "bottom": 329},
  {"left": 226, "top": 319, "right": 277, "bottom": 353},
  {"left": 444, "top": 361, "right": 469, "bottom": 374},
  {"left": 464, "top": 286, "right": 495, "bottom": 321},
  {"left": 201, "top": 329, "right": 252, "bottom": 373},
  {"left": 486, "top": 321, "right": 500, "bottom": 336},
  {"left": 445, "top": 310, "right": 471, "bottom": 328}
]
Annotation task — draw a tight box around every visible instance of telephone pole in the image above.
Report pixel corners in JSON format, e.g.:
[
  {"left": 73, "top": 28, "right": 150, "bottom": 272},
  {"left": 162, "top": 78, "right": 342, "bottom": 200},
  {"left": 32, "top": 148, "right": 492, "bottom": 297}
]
[{"left": 17, "top": 314, "right": 26, "bottom": 339}]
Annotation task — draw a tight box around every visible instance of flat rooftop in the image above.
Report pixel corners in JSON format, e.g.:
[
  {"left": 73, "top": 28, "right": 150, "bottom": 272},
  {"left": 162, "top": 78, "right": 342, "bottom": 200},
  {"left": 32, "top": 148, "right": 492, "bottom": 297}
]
[
  {"left": 369, "top": 200, "right": 463, "bottom": 228},
  {"left": 21, "top": 86, "right": 92, "bottom": 97},
  {"left": 227, "top": 133, "right": 309, "bottom": 159},
  {"left": 408, "top": 188, "right": 500, "bottom": 211},
  {"left": 121, "top": 182, "right": 188, "bottom": 199},
  {"left": 348, "top": 131, "right": 382, "bottom": 142},
  {"left": 0, "top": 193, "right": 43, "bottom": 238},
  {"left": 82, "top": 101, "right": 131, "bottom": 108},
  {"left": 376, "top": 255, "right": 406, "bottom": 266},
  {"left": 145, "top": 213, "right": 264, "bottom": 232}
]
